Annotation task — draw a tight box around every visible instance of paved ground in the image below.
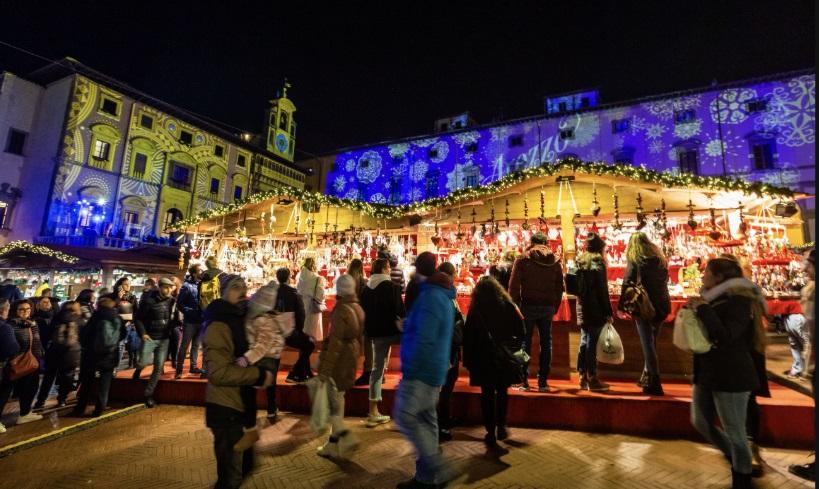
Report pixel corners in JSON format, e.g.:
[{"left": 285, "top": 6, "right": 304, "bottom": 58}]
[{"left": 0, "top": 405, "right": 813, "bottom": 489}]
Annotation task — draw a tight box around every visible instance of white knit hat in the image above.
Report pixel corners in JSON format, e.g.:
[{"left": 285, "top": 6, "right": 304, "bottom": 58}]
[
  {"left": 335, "top": 274, "right": 356, "bottom": 297},
  {"left": 248, "top": 281, "right": 279, "bottom": 318}
]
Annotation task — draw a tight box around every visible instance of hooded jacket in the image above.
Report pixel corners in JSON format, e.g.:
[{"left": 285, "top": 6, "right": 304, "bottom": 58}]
[
  {"left": 693, "top": 279, "right": 763, "bottom": 393},
  {"left": 508, "top": 245, "right": 564, "bottom": 309},
  {"left": 360, "top": 273, "right": 406, "bottom": 338},
  {"left": 46, "top": 309, "right": 82, "bottom": 370},
  {"left": 177, "top": 277, "right": 203, "bottom": 324},
  {"left": 204, "top": 299, "right": 266, "bottom": 424},
  {"left": 463, "top": 297, "right": 526, "bottom": 387},
  {"left": 404, "top": 273, "right": 427, "bottom": 313},
  {"left": 0, "top": 284, "right": 23, "bottom": 302},
  {"left": 400, "top": 272, "right": 456, "bottom": 386},
  {"left": 575, "top": 252, "right": 613, "bottom": 328},
  {"left": 317, "top": 295, "right": 364, "bottom": 391}
]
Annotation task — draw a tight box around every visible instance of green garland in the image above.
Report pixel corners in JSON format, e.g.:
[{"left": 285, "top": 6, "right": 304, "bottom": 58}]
[
  {"left": 0, "top": 240, "right": 81, "bottom": 264},
  {"left": 171, "top": 158, "right": 795, "bottom": 229}
]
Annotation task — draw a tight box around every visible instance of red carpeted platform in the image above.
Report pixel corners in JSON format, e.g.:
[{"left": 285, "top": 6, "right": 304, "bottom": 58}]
[{"left": 110, "top": 365, "right": 814, "bottom": 449}]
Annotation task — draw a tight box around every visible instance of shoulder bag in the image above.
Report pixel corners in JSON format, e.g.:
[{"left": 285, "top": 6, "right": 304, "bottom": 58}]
[
  {"left": 619, "top": 266, "right": 656, "bottom": 320},
  {"left": 9, "top": 328, "right": 39, "bottom": 381}
]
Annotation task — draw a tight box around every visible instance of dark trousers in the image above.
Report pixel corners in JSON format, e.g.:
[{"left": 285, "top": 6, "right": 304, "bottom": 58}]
[
  {"left": 479, "top": 383, "right": 509, "bottom": 436},
  {"left": 286, "top": 332, "right": 314, "bottom": 378},
  {"left": 36, "top": 364, "right": 76, "bottom": 405},
  {"left": 75, "top": 363, "right": 114, "bottom": 413},
  {"left": 176, "top": 322, "right": 203, "bottom": 373},
  {"left": 0, "top": 370, "right": 40, "bottom": 416},
  {"left": 746, "top": 395, "right": 760, "bottom": 441},
  {"left": 521, "top": 305, "right": 555, "bottom": 384},
  {"left": 436, "top": 355, "right": 460, "bottom": 430},
  {"left": 211, "top": 424, "right": 255, "bottom": 489},
  {"left": 240, "top": 357, "right": 280, "bottom": 428}
]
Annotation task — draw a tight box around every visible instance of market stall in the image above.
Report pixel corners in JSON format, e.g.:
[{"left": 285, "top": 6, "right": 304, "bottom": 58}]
[{"left": 175, "top": 159, "right": 810, "bottom": 378}]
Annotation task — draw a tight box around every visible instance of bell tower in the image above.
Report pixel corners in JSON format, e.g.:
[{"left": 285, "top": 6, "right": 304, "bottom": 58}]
[{"left": 265, "top": 79, "right": 297, "bottom": 162}]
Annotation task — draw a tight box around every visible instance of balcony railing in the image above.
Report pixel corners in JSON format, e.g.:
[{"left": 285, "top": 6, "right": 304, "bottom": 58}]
[{"left": 34, "top": 235, "right": 165, "bottom": 250}]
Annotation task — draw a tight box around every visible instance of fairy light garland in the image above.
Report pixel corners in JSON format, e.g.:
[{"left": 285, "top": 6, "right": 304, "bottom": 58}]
[
  {"left": 0, "top": 241, "right": 80, "bottom": 264},
  {"left": 170, "top": 158, "right": 796, "bottom": 230}
]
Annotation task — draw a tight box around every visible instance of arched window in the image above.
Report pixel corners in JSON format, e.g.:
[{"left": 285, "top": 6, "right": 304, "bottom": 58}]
[{"left": 163, "top": 208, "right": 183, "bottom": 231}]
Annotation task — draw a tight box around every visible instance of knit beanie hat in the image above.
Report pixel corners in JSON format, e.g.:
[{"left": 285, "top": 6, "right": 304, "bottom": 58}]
[
  {"left": 531, "top": 232, "right": 548, "bottom": 245},
  {"left": 248, "top": 282, "right": 278, "bottom": 319},
  {"left": 219, "top": 273, "right": 244, "bottom": 298},
  {"left": 586, "top": 232, "right": 606, "bottom": 253},
  {"left": 414, "top": 251, "right": 437, "bottom": 277},
  {"left": 335, "top": 274, "right": 357, "bottom": 297}
]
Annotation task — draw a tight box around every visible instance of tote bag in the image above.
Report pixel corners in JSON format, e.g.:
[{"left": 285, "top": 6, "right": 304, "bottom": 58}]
[
  {"left": 596, "top": 321, "right": 624, "bottom": 364},
  {"left": 673, "top": 307, "right": 712, "bottom": 354}
]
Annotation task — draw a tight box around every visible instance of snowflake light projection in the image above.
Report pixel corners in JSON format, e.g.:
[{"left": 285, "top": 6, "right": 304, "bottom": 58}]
[
  {"left": 648, "top": 140, "right": 664, "bottom": 154},
  {"left": 410, "top": 160, "right": 429, "bottom": 182},
  {"left": 490, "top": 125, "right": 512, "bottom": 142},
  {"left": 333, "top": 176, "right": 346, "bottom": 192},
  {"left": 344, "top": 189, "right": 360, "bottom": 200},
  {"left": 356, "top": 150, "right": 382, "bottom": 184},
  {"left": 429, "top": 141, "right": 449, "bottom": 163},
  {"left": 567, "top": 113, "right": 600, "bottom": 148},
  {"left": 704, "top": 139, "right": 724, "bottom": 158},
  {"left": 344, "top": 159, "right": 356, "bottom": 172},
  {"left": 673, "top": 120, "right": 702, "bottom": 139},
  {"left": 409, "top": 188, "right": 423, "bottom": 202},
  {"left": 391, "top": 162, "right": 408, "bottom": 177},
  {"left": 755, "top": 75, "right": 815, "bottom": 147},
  {"left": 645, "top": 123, "right": 666, "bottom": 140},
  {"left": 414, "top": 137, "right": 438, "bottom": 148},
  {"left": 369, "top": 193, "right": 387, "bottom": 204},
  {"left": 388, "top": 143, "right": 410, "bottom": 158},
  {"left": 630, "top": 115, "right": 647, "bottom": 136},
  {"left": 667, "top": 148, "right": 680, "bottom": 161},
  {"left": 709, "top": 88, "right": 757, "bottom": 124},
  {"left": 643, "top": 95, "right": 701, "bottom": 121},
  {"left": 446, "top": 163, "right": 480, "bottom": 192},
  {"left": 452, "top": 131, "right": 481, "bottom": 147}
]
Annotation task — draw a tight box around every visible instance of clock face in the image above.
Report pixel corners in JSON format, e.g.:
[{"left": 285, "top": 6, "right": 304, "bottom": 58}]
[{"left": 275, "top": 133, "right": 289, "bottom": 153}]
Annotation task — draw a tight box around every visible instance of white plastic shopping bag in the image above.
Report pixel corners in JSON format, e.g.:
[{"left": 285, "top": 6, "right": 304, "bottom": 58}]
[
  {"left": 596, "top": 321, "right": 624, "bottom": 364},
  {"left": 307, "top": 376, "right": 330, "bottom": 434},
  {"left": 673, "top": 307, "right": 712, "bottom": 354}
]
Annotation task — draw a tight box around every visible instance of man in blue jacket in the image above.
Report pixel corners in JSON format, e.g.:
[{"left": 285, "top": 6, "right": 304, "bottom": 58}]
[
  {"left": 395, "top": 255, "right": 458, "bottom": 489},
  {"left": 176, "top": 263, "right": 204, "bottom": 378}
]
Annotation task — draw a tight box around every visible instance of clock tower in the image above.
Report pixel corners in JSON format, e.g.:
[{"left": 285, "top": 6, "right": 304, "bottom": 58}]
[{"left": 265, "top": 80, "right": 297, "bottom": 162}]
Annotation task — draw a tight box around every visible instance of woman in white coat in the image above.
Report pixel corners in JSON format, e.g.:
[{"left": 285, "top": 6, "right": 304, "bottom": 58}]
[{"left": 297, "top": 257, "right": 326, "bottom": 343}]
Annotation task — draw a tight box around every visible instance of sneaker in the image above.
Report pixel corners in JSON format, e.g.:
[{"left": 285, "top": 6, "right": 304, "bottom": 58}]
[
  {"left": 365, "top": 414, "right": 391, "bottom": 428},
  {"left": 17, "top": 412, "right": 43, "bottom": 425},
  {"left": 285, "top": 375, "right": 305, "bottom": 384},
  {"left": 0, "top": 422, "right": 6, "bottom": 433},
  {"left": 788, "top": 462, "right": 815, "bottom": 482},
  {"left": 199, "top": 371, "right": 208, "bottom": 379},
  {"left": 336, "top": 430, "right": 360, "bottom": 459},
  {"left": 190, "top": 367, "right": 204, "bottom": 374},
  {"left": 538, "top": 384, "right": 557, "bottom": 393},
  {"left": 579, "top": 374, "right": 589, "bottom": 390},
  {"left": 354, "top": 371, "right": 372, "bottom": 386},
  {"left": 483, "top": 433, "right": 498, "bottom": 448},
  {"left": 517, "top": 383, "right": 530, "bottom": 392},
  {"left": 438, "top": 428, "right": 453, "bottom": 442},
  {"left": 266, "top": 409, "right": 279, "bottom": 421},
  {"left": 587, "top": 376, "right": 610, "bottom": 392},
  {"left": 57, "top": 401, "right": 67, "bottom": 408},
  {"left": 317, "top": 440, "right": 339, "bottom": 458},
  {"left": 233, "top": 428, "right": 260, "bottom": 452},
  {"left": 174, "top": 372, "right": 182, "bottom": 379},
  {"left": 785, "top": 369, "right": 802, "bottom": 379}
]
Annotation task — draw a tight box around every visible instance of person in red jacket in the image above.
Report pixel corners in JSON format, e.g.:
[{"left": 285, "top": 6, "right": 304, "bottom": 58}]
[{"left": 507, "top": 232, "right": 564, "bottom": 392}]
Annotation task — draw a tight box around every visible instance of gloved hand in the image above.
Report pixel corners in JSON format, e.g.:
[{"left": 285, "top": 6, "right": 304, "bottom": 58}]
[{"left": 235, "top": 356, "right": 249, "bottom": 368}]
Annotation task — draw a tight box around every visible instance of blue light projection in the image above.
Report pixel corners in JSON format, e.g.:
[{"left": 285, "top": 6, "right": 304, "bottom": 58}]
[{"left": 326, "top": 73, "right": 814, "bottom": 204}]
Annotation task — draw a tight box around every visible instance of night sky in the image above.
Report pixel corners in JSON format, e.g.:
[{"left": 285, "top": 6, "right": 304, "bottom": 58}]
[{"left": 1, "top": 1, "right": 814, "bottom": 157}]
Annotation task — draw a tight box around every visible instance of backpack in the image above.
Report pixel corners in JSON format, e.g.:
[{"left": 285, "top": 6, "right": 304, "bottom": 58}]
[
  {"left": 95, "top": 317, "right": 122, "bottom": 354},
  {"left": 199, "top": 272, "right": 223, "bottom": 310}
]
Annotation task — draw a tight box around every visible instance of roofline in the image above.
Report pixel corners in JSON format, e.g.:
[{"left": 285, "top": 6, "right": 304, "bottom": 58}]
[
  {"left": 541, "top": 87, "right": 601, "bottom": 100},
  {"left": 316, "top": 68, "right": 815, "bottom": 157},
  {"left": 22, "top": 58, "right": 306, "bottom": 173}
]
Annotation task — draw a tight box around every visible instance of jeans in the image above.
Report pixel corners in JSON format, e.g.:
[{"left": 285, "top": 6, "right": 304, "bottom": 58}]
[
  {"left": 211, "top": 424, "right": 255, "bottom": 489},
  {"left": 0, "top": 369, "right": 39, "bottom": 416},
  {"left": 785, "top": 314, "right": 809, "bottom": 374},
  {"left": 691, "top": 384, "right": 752, "bottom": 474},
  {"left": 480, "top": 383, "right": 509, "bottom": 436},
  {"left": 521, "top": 305, "right": 555, "bottom": 384},
  {"left": 577, "top": 324, "right": 603, "bottom": 376},
  {"left": 437, "top": 351, "right": 460, "bottom": 431},
  {"left": 369, "top": 334, "right": 400, "bottom": 402},
  {"left": 286, "top": 331, "right": 315, "bottom": 378},
  {"left": 75, "top": 363, "right": 114, "bottom": 413},
  {"left": 137, "top": 338, "right": 170, "bottom": 397},
  {"left": 395, "top": 379, "right": 451, "bottom": 485},
  {"left": 176, "top": 322, "right": 203, "bottom": 373},
  {"left": 36, "top": 364, "right": 76, "bottom": 405},
  {"left": 635, "top": 317, "right": 661, "bottom": 376}
]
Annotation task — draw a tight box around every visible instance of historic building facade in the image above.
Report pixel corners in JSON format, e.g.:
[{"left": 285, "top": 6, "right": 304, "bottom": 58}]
[
  {"left": 0, "top": 58, "right": 305, "bottom": 247},
  {"left": 321, "top": 71, "right": 815, "bottom": 239}
]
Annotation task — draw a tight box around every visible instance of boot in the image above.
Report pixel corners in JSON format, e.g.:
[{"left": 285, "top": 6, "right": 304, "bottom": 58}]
[
  {"left": 587, "top": 375, "right": 610, "bottom": 392},
  {"left": 354, "top": 371, "right": 372, "bottom": 386},
  {"left": 731, "top": 469, "right": 753, "bottom": 489},
  {"left": 579, "top": 371, "right": 588, "bottom": 390},
  {"left": 749, "top": 441, "right": 764, "bottom": 477},
  {"left": 642, "top": 374, "right": 664, "bottom": 396}
]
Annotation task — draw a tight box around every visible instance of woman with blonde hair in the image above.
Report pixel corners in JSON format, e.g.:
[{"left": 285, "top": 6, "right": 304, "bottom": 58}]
[
  {"left": 618, "top": 232, "right": 670, "bottom": 395},
  {"left": 297, "top": 257, "right": 326, "bottom": 345}
]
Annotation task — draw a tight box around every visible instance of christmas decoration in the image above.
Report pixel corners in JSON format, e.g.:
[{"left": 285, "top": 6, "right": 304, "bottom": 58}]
[
  {"left": 0, "top": 241, "right": 80, "bottom": 264},
  {"left": 612, "top": 191, "right": 622, "bottom": 230},
  {"left": 687, "top": 199, "right": 698, "bottom": 230},
  {"left": 591, "top": 184, "right": 601, "bottom": 217}
]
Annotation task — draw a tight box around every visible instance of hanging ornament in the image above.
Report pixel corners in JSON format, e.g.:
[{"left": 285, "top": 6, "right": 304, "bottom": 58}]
[
  {"left": 504, "top": 199, "right": 510, "bottom": 228},
  {"left": 456, "top": 207, "right": 464, "bottom": 240},
  {"left": 470, "top": 207, "right": 477, "bottom": 236},
  {"left": 659, "top": 199, "right": 670, "bottom": 239},
  {"left": 539, "top": 187, "right": 546, "bottom": 224},
  {"left": 489, "top": 199, "right": 497, "bottom": 235},
  {"left": 708, "top": 205, "right": 721, "bottom": 240},
  {"left": 522, "top": 192, "right": 530, "bottom": 230},
  {"left": 687, "top": 199, "right": 698, "bottom": 230},
  {"left": 591, "top": 184, "right": 601, "bottom": 217},
  {"left": 612, "top": 191, "right": 622, "bottom": 230},
  {"left": 635, "top": 193, "right": 646, "bottom": 230},
  {"left": 737, "top": 202, "right": 748, "bottom": 237}
]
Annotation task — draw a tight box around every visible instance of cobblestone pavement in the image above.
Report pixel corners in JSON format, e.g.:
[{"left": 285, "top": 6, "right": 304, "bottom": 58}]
[{"left": 0, "top": 405, "right": 812, "bottom": 489}]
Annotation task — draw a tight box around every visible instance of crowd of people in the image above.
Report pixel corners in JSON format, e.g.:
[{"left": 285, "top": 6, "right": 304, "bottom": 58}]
[{"left": 0, "top": 234, "right": 813, "bottom": 489}]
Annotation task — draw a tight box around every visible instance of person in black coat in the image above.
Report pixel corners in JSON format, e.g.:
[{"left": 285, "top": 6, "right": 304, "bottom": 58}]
[
  {"left": 463, "top": 276, "right": 526, "bottom": 448},
  {"left": 33, "top": 301, "right": 83, "bottom": 410},
  {"left": 575, "top": 234, "right": 613, "bottom": 392},
  {"left": 0, "top": 300, "right": 45, "bottom": 426},
  {"left": 133, "top": 278, "right": 176, "bottom": 407},
  {"left": 275, "top": 267, "right": 312, "bottom": 383},
  {"left": 618, "top": 232, "right": 671, "bottom": 396},
  {"left": 72, "top": 297, "right": 126, "bottom": 417},
  {"left": 687, "top": 257, "right": 763, "bottom": 489},
  {"left": 0, "top": 299, "right": 19, "bottom": 366}
]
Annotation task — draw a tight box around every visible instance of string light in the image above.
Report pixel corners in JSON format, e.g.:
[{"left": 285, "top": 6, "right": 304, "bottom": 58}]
[{"left": 0, "top": 241, "right": 81, "bottom": 264}]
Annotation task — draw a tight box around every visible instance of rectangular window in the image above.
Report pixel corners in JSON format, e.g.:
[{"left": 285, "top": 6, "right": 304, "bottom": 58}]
[
  {"left": 580, "top": 97, "right": 590, "bottom": 108},
  {"left": 132, "top": 153, "right": 148, "bottom": 177},
  {"left": 139, "top": 114, "right": 154, "bottom": 130},
  {"left": 427, "top": 149, "right": 438, "bottom": 159},
  {"left": 678, "top": 149, "right": 699, "bottom": 175},
  {"left": 214, "top": 145, "right": 224, "bottom": 157},
  {"left": 237, "top": 154, "right": 246, "bottom": 167},
  {"left": 100, "top": 97, "right": 120, "bottom": 117},
  {"left": 674, "top": 109, "right": 696, "bottom": 124},
  {"left": 210, "top": 178, "right": 220, "bottom": 194},
  {"left": 751, "top": 141, "right": 776, "bottom": 170},
  {"left": 465, "top": 142, "right": 478, "bottom": 153},
  {"left": 179, "top": 130, "right": 193, "bottom": 146},
  {"left": 559, "top": 129, "right": 575, "bottom": 140},
  {"left": 746, "top": 99, "right": 768, "bottom": 113},
  {"left": 92, "top": 140, "right": 111, "bottom": 160},
  {"left": 123, "top": 210, "right": 139, "bottom": 225},
  {"left": 168, "top": 161, "right": 192, "bottom": 190},
  {"left": 5, "top": 128, "right": 26, "bottom": 155},
  {"left": 611, "top": 119, "right": 631, "bottom": 134},
  {"left": 465, "top": 173, "right": 478, "bottom": 188},
  {"left": 508, "top": 135, "right": 523, "bottom": 147},
  {"left": 0, "top": 202, "right": 7, "bottom": 229},
  {"left": 558, "top": 101, "right": 567, "bottom": 113},
  {"left": 233, "top": 185, "right": 243, "bottom": 201}
]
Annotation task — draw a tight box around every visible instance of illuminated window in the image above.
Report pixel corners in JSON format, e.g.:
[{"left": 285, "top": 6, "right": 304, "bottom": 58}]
[
  {"left": 99, "top": 96, "right": 120, "bottom": 118},
  {"left": 611, "top": 119, "right": 630, "bottom": 134},
  {"left": 92, "top": 140, "right": 111, "bottom": 160},
  {"left": 678, "top": 149, "right": 699, "bottom": 175},
  {"left": 139, "top": 114, "right": 154, "bottom": 130},
  {"left": 210, "top": 178, "right": 220, "bottom": 194},
  {"left": 674, "top": 109, "right": 696, "bottom": 124},
  {"left": 237, "top": 154, "right": 246, "bottom": 167},
  {"left": 168, "top": 161, "right": 192, "bottom": 190},
  {"left": 179, "top": 130, "right": 193, "bottom": 145},
  {"left": 132, "top": 153, "right": 148, "bottom": 177},
  {"left": 464, "top": 167, "right": 479, "bottom": 188},
  {"left": 5, "top": 128, "right": 26, "bottom": 155},
  {"left": 214, "top": 145, "right": 224, "bottom": 157}
]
